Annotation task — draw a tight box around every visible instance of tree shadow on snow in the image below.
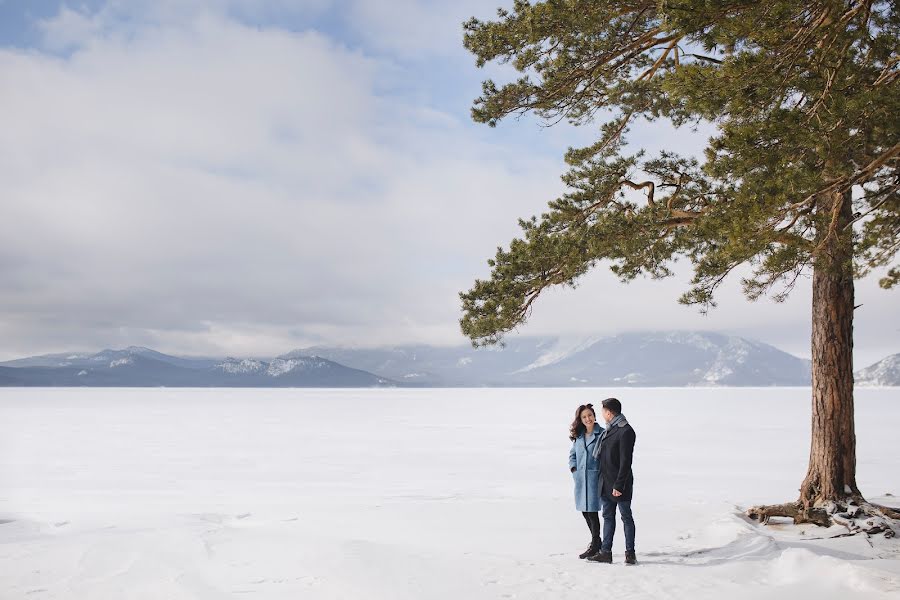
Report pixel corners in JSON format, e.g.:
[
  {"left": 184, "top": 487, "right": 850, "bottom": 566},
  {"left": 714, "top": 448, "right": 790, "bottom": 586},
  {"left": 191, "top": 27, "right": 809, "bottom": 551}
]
[{"left": 638, "top": 512, "right": 875, "bottom": 566}]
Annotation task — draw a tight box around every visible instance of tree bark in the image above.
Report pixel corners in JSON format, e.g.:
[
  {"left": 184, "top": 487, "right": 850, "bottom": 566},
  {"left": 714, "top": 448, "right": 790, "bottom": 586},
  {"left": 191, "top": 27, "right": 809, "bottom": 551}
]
[{"left": 799, "top": 187, "right": 860, "bottom": 508}]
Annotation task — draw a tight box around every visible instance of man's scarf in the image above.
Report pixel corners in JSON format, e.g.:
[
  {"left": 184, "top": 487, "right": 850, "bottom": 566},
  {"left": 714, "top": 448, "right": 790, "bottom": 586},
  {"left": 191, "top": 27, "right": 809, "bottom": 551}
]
[{"left": 592, "top": 413, "right": 628, "bottom": 459}]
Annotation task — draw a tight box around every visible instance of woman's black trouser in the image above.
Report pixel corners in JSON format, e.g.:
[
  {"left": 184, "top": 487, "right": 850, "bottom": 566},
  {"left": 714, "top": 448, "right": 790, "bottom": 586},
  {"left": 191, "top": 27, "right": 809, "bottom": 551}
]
[{"left": 581, "top": 511, "right": 601, "bottom": 540}]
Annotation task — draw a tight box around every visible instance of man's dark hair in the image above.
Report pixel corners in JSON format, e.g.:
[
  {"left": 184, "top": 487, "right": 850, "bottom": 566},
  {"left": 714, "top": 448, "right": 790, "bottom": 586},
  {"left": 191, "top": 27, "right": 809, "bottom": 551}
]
[{"left": 602, "top": 397, "right": 621, "bottom": 415}]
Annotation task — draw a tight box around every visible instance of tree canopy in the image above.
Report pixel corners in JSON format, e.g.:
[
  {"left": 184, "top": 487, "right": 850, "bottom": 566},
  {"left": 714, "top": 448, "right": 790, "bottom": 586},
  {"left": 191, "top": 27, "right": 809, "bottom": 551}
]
[{"left": 459, "top": 0, "right": 899, "bottom": 347}]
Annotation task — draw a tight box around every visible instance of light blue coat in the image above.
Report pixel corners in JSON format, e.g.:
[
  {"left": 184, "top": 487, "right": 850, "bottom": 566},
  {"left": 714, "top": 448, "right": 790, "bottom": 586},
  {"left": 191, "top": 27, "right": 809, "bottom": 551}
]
[{"left": 569, "top": 423, "right": 603, "bottom": 512}]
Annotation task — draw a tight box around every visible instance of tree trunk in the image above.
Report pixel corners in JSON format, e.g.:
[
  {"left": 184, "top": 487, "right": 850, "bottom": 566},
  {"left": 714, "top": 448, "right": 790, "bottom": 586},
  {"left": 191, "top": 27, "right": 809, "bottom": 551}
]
[
  {"left": 746, "top": 190, "right": 898, "bottom": 535},
  {"left": 799, "top": 188, "right": 860, "bottom": 508}
]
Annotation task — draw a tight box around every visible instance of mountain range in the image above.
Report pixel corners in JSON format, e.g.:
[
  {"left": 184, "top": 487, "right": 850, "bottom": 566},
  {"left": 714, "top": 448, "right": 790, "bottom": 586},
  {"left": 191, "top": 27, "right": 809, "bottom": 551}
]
[
  {"left": 0, "top": 347, "right": 392, "bottom": 387},
  {"left": 0, "top": 332, "right": 896, "bottom": 387}
]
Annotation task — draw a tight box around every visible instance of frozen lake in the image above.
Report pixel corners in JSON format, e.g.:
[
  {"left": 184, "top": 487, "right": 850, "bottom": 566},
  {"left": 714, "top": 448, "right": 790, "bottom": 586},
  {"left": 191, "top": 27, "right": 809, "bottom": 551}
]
[{"left": 1, "top": 387, "right": 899, "bottom": 599}]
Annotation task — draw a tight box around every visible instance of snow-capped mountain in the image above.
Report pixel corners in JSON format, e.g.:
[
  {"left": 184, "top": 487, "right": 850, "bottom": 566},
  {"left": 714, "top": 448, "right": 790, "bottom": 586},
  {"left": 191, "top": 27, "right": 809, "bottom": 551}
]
[
  {"left": 855, "top": 354, "right": 900, "bottom": 386},
  {"left": 508, "top": 332, "right": 812, "bottom": 386},
  {"left": 1, "top": 346, "right": 220, "bottom": 370}
]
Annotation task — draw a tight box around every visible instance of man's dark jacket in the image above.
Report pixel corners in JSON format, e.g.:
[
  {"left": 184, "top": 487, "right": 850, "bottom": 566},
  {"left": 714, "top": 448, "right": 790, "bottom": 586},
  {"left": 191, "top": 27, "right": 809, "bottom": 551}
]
[{"left": 598, "top": 420, "right": 636, "bottom": 501}]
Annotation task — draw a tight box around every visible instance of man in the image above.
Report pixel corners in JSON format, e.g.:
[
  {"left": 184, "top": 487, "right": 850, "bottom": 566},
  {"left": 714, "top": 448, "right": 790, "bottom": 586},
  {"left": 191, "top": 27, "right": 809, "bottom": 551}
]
[{"left": 588, "top": 397, "right": 636, "bottom": 565}]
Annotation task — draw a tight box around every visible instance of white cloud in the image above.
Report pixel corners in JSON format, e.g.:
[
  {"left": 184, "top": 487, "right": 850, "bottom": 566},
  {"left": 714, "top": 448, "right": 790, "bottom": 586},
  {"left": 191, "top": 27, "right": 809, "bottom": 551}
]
[
  {"left": 37, "top": 6, "right": 103, "bottom": 51},
  {"left": 0, "top": 9, "right": 565, "bottom": 359}
]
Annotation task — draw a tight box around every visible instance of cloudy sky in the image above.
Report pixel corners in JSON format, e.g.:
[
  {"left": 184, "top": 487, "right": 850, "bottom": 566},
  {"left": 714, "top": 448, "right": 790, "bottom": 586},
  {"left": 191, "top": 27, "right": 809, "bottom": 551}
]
[{"left": 1, "top": 0, "right": 896, "bottom": 365}]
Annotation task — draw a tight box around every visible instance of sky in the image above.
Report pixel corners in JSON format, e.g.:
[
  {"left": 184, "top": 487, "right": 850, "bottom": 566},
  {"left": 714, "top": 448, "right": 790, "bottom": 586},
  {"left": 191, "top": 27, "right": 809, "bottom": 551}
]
[{"left": 0, "top": 0, "right": 896, "bottom": 366}]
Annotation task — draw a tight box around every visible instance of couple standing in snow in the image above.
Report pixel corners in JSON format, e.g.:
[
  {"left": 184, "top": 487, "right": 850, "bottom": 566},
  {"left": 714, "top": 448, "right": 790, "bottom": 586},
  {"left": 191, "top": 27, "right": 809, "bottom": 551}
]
[{"left": 568, "top": 397, "right": 637, "bottom": 565}]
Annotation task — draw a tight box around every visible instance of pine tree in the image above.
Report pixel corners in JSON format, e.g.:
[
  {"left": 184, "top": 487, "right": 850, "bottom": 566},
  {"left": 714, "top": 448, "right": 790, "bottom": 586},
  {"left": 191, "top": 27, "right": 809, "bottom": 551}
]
[{"left": 460, "top": 0, "right": 899, "bottom": 531}]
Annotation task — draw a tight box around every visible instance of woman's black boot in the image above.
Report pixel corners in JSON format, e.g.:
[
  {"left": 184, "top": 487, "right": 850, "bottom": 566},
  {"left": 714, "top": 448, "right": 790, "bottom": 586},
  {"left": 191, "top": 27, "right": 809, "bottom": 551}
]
[{"left": 578, "top": 537, "right": 599, "bottom": 559}]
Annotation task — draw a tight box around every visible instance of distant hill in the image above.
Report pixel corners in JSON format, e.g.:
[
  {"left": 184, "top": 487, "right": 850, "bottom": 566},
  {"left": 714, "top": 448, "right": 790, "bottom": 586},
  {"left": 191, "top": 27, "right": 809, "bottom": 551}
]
[
  {"left": 855, "top": 354, "right": 900, "bottom": 387},
  {"left": 0, "top": 348, "right": 392, "bottom": 387}
]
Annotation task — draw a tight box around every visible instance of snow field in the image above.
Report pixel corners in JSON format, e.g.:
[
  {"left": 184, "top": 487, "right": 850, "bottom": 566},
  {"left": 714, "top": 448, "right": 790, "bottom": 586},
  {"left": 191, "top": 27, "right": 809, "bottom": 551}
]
[{"left": 0, "top": 387, "right": 898, "bottom": 599}]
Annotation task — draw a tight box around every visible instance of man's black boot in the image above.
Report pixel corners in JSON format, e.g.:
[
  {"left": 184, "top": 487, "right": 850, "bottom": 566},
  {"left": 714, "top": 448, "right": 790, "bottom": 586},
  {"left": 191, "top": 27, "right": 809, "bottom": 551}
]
[
  {"left": 587, "top": 550, "right": 612, "bottom": 563},
  {"left": 625, "top": 550, "right": 637, "bottom": 565}
]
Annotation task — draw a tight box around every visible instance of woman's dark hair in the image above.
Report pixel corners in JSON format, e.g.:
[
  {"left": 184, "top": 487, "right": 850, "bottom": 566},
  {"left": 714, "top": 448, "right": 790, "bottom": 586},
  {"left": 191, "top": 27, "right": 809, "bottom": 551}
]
[
  {"left": 569, "top": 404, "right": 596, "bottom": 441},
  {"left": 602, "top": 397, "right": 622, "bottom": 415}
]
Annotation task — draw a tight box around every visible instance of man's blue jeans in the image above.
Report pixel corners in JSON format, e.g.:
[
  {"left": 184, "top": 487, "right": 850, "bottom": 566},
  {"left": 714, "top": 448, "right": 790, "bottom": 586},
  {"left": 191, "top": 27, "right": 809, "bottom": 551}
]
[{"left": 600, "top": 493, "right": 635, "bottom": 552}]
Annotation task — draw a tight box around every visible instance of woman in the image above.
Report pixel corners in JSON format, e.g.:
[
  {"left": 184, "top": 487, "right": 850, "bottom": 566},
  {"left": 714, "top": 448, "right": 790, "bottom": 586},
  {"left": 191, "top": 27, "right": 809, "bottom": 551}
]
[{"left": 568, "top": 403, "right": 603, "bottom": 559}]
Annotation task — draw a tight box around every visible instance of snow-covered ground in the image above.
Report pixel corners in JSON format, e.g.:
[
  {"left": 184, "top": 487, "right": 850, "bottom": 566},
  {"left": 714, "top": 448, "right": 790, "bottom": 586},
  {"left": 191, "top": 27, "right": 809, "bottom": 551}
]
[{"left": 1, "top": 387, "right": 898, "bottom": 599}]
